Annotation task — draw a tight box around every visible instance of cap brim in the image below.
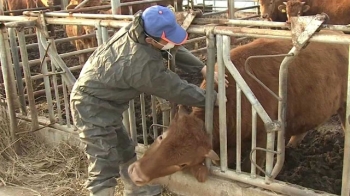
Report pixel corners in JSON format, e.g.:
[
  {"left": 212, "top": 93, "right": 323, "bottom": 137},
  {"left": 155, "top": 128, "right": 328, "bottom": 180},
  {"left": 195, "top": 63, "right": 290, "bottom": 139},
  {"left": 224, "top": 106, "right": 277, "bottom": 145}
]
[{"left": 161, "top": 24, "right": 188, "bottom": 45}]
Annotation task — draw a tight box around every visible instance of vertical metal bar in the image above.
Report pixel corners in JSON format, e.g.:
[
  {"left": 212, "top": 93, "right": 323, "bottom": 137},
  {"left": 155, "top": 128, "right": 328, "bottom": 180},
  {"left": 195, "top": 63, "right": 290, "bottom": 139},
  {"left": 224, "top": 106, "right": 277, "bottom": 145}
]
[
  {"left": 62, "top": 78, "right": 71, "bottom": 128},
  {"left": 140, "top": 93, "right": 148, "bottom": 146},
  {"left": 162, "top": 110, "right": 170, "bottom": 132},
  {"left": 270, "top": 47, "right": 299, "bottom": 180},
  {"left": 17, "top": 29, "right": 39, "bottom": 130},
  {"left": 151, "top": 95, "right": 158, "bottom": 138},
  {"left": 37, "top": 30, "right": 55, "bottom": 123},
  {"left": 49, "top": 40, "right": 63, "bottom": 124},
  {"left": 204, "top": 30, "right": 215, "bottom": 169},
  {"left": 169, "top": 49, "right": 177, "bottom": 122},
  {"left": 236, "top": 84, "right": 242, "bottom": 173},
  {"left": 228, "top": 0, "right": 235, "bottom": 19},
  {"left": 251, "top": 107, "right": 257, "bottom": 178},
  {"left": 101, "top": 26, "right": 109, "bottom": 44},
  {"left": 8, "top": 28, "right": 26, "bottom": 115},
  {"left": 217, "top": 34, "right": 227, "bottom": 172},
  {"left": 0, "top": 24, "right": 19, "bottom": 153},
  {"left": 341, "top": 44, "right": 350, "bottom": 196},
  {"left": 95, "top": 24, "right": 103, "bottom": 46},
  {"left": 61, "top": 0, "right": 69, "bottom": 9},
  {"left": 129, "top": 100, "right": 137, "bottom": 144},
  {"left": 111, "top": 0, "right": 121, "bottom": 15}
]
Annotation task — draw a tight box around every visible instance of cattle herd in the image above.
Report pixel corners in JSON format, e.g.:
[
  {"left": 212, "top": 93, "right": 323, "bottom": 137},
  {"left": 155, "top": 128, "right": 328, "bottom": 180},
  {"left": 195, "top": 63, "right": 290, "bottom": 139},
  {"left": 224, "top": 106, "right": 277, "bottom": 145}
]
[{"left": 2, "top": 0, "right": 350, "bottom": 193}]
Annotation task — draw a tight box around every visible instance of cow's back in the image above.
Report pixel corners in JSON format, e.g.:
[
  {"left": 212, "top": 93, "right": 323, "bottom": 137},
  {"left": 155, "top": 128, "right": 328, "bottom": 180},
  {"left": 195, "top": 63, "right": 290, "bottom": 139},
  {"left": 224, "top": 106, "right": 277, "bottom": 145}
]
[{"left": 303, "top": 0, "right": 350, "bottom": 25}]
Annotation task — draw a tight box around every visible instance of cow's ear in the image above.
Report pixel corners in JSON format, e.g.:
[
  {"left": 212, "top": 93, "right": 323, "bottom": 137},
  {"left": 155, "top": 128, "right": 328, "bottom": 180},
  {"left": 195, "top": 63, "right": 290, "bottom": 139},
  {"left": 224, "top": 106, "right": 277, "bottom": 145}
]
[
  {"left": 205, "top": 149, "right": 220, "bottom": 161},
  {"left": 302, "top": 5, "right": 310, "bottom": 12},
  {"left": 278, "top": 5, "right": 286, "bottom": 13}
]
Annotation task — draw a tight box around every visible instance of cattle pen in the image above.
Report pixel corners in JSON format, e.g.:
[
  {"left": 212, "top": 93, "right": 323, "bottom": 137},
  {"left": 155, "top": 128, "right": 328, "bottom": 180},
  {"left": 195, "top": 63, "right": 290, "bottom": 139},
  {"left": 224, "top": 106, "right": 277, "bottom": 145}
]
[{"left": 0, "top": 0, "right": 349, "bottom": 196}]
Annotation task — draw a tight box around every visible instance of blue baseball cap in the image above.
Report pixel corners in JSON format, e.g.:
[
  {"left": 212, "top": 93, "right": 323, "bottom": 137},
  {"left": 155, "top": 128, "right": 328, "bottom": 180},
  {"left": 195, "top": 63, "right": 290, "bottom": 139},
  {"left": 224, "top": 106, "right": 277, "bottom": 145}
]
[{"left": 142, "top": 5, "right": 188, "bottom": 45}]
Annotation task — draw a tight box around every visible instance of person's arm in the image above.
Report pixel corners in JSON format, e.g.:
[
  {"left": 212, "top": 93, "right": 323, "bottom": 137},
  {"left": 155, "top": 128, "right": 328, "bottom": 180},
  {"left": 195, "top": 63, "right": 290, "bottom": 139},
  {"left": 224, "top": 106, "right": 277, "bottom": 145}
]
[
  {"left": 173, "top": 46, "right": 206, "bottom": 74},
  {"left": 127, "top": 59, "right": 217, "bottom": 108}
]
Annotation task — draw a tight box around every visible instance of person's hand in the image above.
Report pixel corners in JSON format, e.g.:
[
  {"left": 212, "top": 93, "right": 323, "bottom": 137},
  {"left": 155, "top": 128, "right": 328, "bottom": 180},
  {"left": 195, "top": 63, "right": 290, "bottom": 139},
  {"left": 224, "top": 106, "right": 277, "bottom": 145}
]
[
  {"left": 201, "top": 66, "right": 229, "bottom": 87},
  {"left": 215, "top": 92, "right": 227, "bottom": 106}
]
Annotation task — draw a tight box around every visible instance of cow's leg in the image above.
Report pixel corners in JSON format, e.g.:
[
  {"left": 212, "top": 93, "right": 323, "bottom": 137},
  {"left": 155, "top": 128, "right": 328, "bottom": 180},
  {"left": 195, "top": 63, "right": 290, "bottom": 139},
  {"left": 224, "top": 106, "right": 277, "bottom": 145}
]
[
  {"left": 286, "top": 132, "right": 308, "bottom": 148},
  {"left": 337, "top": 102, "right": 346, "bottom": 131},
  {"left": 76, "top": 40, "right": 86, "bottom": 65}
]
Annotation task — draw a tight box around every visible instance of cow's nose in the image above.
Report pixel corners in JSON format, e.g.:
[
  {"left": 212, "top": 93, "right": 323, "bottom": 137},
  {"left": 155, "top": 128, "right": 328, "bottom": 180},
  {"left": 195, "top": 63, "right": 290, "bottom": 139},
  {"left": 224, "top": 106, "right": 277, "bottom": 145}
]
[
  {"left": 128, "top": 162, "right": 149, "bottom": 186},
  {"left": 262, "top": 13, "right": 269, "bottom": 18}
]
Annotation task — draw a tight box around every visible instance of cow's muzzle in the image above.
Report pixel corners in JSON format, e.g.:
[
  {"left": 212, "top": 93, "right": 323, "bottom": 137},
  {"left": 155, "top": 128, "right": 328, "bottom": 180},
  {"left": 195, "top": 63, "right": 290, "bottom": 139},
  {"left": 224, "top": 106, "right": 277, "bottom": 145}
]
[{"left": 128, "top": 162, "right": 150, "bottom": 186}]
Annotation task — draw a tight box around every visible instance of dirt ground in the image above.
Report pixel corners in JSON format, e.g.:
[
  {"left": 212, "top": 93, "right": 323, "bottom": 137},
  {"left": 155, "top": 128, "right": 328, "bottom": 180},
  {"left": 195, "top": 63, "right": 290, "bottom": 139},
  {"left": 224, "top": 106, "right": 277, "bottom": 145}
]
[{"left": 0, "top": 13, "right": 346, "bottom": 196}]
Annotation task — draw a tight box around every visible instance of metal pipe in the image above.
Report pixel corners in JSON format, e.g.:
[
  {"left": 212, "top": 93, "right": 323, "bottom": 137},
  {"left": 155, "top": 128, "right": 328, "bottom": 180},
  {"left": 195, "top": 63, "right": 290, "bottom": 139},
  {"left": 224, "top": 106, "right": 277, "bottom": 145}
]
[
  {"left": 62, "top": 79, "right": 71, "bottom": 128},
  {"left": 236, "top": 85, "right": 242, "bottom": 173},
  {"left": 49, "top": 41, "right": 63, "bottom": 124},
  {"left": 151, "top": 95, "right": 158, "bottom": 138},
  {"left": 0, "top": 24, "right": 20, "bottom": 153},
  {"left": 111, "top": 0, "right": 120, "bottom": 15},
  {"left": 222, "top": 47, "right": 273, "bottom": 125},
  {"left": 228, "top": 0, "right": 235, "bottom": 19},
  {"left": 269, "top": 47, "right": 301, "bottom": 180},
  {"left": 101, "top": 26, "right": 109, "bottom": 43},
  {"left": 4, "top": 6, "right": 60, "bottom": 15},
  {"left": 74, "top": 0, "right": 92, "bottom": 9},
  {"left": 341, "top": 44, "right": 350, "bottom": 196},
  {"left": 216, "top": 34, "right": 227, "bottom": 172},
  {"left": 37, "top": 31, "right": 55, "bottom": 124},
  {"left": 140, "top": 93, "right": 148, "bottom": 146},
  {"left": 129, "top": 100, "right": 137, "bottom": 143},
  {"left": 17, "top": 29, "right": 39, "bottom": 131},
  {"left": 37, "top": 31, "right": 76, "bottom": 90},
  {"left": 123, "top": 110, "right": 131, "bottom": 136},
  {"left": 95, "top": 23, "right": 103, "bottom": 46},
  {"left": 204, "top": 30, "right": 216, "bottom": 169},
  {"left": 162, "top": 110, "right": 170, "bottom": 132},
  {"left": 251, "top": 107, "right": 257, "bottom": 178},
  {"left": 8, "top": 28, "right": 26, "bottom": 115}
]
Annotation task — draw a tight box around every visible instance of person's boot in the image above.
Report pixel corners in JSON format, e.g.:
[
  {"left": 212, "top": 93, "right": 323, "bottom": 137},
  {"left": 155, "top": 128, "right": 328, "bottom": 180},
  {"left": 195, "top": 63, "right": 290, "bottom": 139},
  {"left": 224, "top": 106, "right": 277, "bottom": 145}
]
[
  {"left": 120, "top": 155, "right": 163, "bottom": 196},
  {"left": 90, "top": 187, "right": 115, "bottom": 196}
]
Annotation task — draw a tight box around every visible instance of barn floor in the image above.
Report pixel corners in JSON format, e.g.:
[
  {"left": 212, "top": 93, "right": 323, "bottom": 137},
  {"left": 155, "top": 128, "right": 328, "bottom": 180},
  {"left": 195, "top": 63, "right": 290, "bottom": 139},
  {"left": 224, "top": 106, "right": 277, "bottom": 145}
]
[{"left": 0, "top": 16, "right": 346, "bottom": 195}]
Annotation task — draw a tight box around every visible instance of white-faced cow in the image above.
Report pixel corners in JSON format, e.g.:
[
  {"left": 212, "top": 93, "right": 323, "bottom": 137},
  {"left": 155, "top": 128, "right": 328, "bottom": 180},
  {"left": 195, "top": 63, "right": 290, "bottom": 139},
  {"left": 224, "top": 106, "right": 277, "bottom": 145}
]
[
  {"left": 127, "top": 30, "right": 348, "bottom": 185},
  {"left": 277, "top": 0, "right": 310, "bottom": 23}
]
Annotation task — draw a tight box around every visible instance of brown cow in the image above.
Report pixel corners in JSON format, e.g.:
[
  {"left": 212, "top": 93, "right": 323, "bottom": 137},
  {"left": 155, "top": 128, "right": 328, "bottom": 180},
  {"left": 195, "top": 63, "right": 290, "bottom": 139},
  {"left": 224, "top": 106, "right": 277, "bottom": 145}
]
[
  {"left": 98, "top": 0, "right": 183, "bottom": 15},
  {"left": 258, "top": 0, "right": 288, "bottom": 22},
  {"left": 5, "top": 0, "right": 61, "bottom": 16},
  {"left": 127, "top": 31, "right": 348, "bottom": 185},
  {"left": 277, "top": 0, "right": 310, "bottom": 23},
  {"left": 260, "top": 0, "right": 350, "bottom": 25},
  {"left": 65, "top": 0, "right": 100, "bottom": 65}
]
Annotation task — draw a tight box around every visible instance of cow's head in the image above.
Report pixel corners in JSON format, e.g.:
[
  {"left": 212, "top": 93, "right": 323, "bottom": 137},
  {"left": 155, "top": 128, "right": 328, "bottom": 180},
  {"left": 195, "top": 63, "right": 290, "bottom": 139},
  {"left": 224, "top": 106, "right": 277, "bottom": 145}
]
[
  {"left": 259, "top": 0, "right": 285, "bottom": 21},
  {"left": 278, "top": 0, "right": 310, "bottom": 23},
  {"left": 128, "top": 106, "right": 220, "bottom": 186}
]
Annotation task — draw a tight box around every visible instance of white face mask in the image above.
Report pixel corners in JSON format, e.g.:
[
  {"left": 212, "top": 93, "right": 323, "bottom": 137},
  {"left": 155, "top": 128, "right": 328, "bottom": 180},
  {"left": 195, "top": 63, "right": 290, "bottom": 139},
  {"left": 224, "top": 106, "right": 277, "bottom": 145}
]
[{"left": 160, "top": 42, "right": 175, "bottom": 50}]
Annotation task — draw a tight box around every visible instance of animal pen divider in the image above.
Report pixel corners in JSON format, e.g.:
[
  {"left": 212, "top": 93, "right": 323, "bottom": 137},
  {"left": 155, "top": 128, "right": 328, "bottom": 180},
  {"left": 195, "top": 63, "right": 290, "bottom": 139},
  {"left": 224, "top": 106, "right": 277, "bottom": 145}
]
[{"left": 0, "top": 5, "right": 350, "bottom": 196}]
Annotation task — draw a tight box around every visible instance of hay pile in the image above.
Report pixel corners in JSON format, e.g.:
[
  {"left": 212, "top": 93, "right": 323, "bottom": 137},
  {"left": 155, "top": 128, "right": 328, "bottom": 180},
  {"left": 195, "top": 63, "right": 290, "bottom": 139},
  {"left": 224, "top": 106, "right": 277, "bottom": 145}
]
[
  {"left": 0, "top": 107, "right": 89, "bottom": 195},
  {"left": 0, "top": 105, "right": 176, "bottom": 196}
]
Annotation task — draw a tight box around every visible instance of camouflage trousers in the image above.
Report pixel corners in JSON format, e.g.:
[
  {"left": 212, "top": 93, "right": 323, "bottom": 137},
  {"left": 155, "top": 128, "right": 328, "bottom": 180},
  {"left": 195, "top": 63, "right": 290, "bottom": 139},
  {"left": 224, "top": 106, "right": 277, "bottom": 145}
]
[{"left": 71, "top": 100, "right": 135, "bottom": 194}]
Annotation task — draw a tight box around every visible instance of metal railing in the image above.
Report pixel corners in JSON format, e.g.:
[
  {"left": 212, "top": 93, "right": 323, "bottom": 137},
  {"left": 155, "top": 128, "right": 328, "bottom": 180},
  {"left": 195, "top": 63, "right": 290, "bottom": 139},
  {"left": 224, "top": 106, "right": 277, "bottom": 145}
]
[{"left": 0, "top": 1, "right": 349, "bottom": 196}]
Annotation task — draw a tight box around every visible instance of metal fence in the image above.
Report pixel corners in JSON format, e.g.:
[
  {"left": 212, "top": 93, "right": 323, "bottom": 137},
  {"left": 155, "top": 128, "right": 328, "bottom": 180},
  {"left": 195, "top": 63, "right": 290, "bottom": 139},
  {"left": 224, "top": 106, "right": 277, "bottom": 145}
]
[{"left": 0, "top": 0, "right": 349, "bottom": 196}]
